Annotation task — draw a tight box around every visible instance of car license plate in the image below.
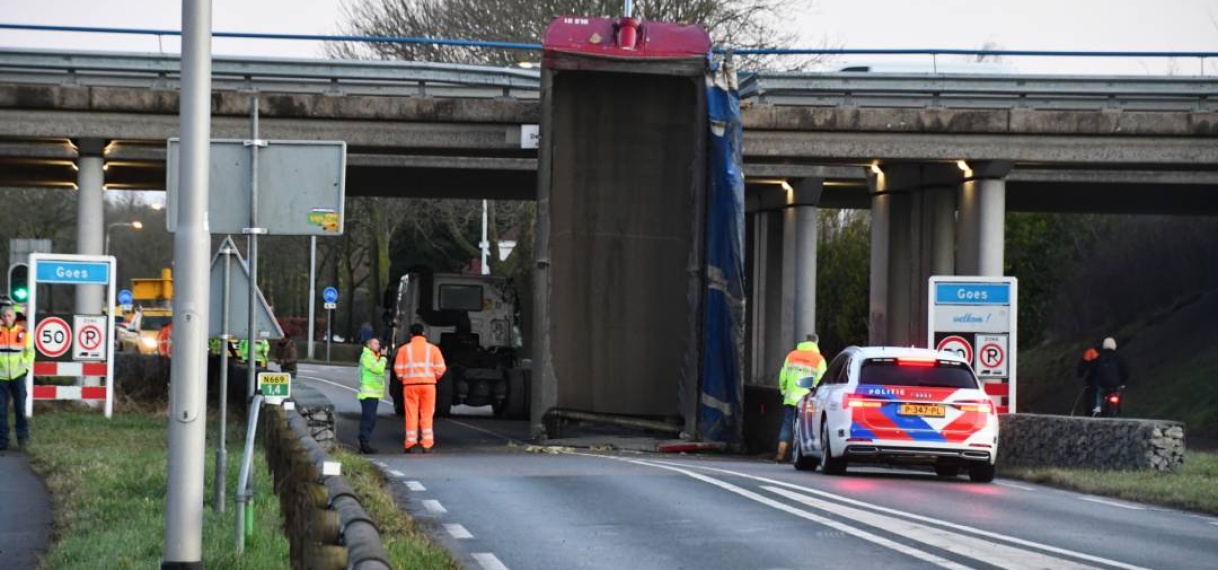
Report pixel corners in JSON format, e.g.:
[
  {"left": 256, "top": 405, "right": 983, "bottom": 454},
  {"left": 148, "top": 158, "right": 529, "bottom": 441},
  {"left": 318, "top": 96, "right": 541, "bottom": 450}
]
[{"left": 899, "top": 403, "right": 945, "bottom": 417}]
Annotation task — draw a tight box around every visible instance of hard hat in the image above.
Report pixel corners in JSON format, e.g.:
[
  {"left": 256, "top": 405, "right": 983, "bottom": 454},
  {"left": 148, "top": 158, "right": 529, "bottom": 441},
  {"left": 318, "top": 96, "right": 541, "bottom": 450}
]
[{"left": 1102, "top": 337, "right": 1117, "bottom": 350}]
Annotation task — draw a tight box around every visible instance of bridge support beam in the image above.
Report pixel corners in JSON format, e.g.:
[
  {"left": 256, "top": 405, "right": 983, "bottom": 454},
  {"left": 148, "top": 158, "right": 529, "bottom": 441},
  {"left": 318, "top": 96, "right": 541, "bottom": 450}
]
[
  {"left": 792, "top": 178, "right": 823, "bottom": 347},
  {"left": 75, "top": 138, "right": 106, "bottom": 314},
  {"left": 958, "top": 161, "right": 1013, "bottom": 276}
]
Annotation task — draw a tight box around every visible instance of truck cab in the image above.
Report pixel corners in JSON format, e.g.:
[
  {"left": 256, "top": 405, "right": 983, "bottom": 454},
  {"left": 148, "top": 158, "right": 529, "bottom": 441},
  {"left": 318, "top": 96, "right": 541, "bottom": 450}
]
[{"left": 387, "top": 268, "right": 526, "bottom": 418}]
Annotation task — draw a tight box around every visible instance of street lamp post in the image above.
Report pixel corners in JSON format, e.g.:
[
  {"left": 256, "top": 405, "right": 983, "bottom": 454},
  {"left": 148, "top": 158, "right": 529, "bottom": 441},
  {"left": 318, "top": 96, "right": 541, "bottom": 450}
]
[{"left": 104, "top": 220, "right": 143, "bottom": 256}]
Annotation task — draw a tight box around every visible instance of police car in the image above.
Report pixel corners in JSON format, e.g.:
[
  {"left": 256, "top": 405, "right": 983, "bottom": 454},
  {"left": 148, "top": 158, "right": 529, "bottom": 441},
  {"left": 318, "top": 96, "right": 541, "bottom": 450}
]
[{"left": 792, "top": 346, "right": 999, "bottom": 483}]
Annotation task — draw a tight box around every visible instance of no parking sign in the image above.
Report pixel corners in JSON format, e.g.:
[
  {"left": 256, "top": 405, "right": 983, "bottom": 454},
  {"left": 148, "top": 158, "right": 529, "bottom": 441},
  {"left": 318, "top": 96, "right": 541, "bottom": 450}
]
[{"left": 929, "top": 276, "right": 1018, "bottom": 413}]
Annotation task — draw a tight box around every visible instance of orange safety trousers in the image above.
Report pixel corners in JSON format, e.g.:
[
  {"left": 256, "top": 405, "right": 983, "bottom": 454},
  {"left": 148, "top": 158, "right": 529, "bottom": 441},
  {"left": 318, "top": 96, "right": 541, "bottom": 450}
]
[{"left": 404, "top": 384, "right": 437, "bottom": 449}]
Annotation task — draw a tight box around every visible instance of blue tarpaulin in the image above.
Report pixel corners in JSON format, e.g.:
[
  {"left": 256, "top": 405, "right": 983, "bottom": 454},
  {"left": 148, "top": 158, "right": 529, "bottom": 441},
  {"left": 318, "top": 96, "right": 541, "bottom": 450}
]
[{"left": 699, "top": 58, "right": 745, "bottom": 444}]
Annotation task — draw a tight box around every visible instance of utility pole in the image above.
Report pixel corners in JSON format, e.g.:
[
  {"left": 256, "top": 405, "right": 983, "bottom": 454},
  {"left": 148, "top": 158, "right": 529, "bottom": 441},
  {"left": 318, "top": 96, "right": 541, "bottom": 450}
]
[{"left": 163, "top": 0, "right": 211, "bottom": 568}]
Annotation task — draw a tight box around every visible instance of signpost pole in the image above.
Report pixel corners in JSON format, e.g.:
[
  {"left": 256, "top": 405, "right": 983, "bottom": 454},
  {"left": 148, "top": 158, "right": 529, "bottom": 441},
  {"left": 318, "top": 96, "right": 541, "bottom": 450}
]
[
  {"left": 326, "top": 308, "right": 332, "bottom": 362},
  {"left": 214, "top": 242, "right": 233, "bottom": 513},
  {"left": 307, "top": 236, "right": 316, "bottom": 360},
  {"left": 245, "top": 96, "right": 263, "bottom": 401}
]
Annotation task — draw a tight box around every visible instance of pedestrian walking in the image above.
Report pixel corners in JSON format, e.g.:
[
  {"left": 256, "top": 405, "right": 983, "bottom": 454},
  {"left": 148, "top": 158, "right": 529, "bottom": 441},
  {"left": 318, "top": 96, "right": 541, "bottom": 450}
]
[
  {"left": 775, "top": 333, "right": 826, "bottom": 462},
  {"left": 276, "top": 336, "right": 299, "bottom": 374},
  {"left": 357, "top": 337, "right": 388, "bottom": 454},
  {"left": 0, "top": 306, "right": 34, "bottom": 451},
  {"left": 393, "top": 324, "right": 447, "bottom": 454}
]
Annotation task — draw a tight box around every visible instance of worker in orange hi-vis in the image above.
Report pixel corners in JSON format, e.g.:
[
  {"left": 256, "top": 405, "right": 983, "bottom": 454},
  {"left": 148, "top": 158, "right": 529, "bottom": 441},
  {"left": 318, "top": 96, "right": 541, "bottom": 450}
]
[{"left": 393, "top": 323, "right": 447, "bottom": 454}]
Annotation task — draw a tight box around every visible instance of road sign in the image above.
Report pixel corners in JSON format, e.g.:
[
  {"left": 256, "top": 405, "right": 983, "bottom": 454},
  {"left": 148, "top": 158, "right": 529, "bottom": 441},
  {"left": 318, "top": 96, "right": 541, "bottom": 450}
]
[
  {"left": 207, "top": 237, "right": 284, "bottom": 339},
  {"left": 975, "top": 334, "right": 1009, "bottom": 378},
  {"left": 323, "top": 301, "right": 337, "bottom": 310},
  {"left": 928, "top": 276, "right": 1017, "bottom": 412},
  {"left": 935, "top": 335, "right": 974, "bottom": 364},
  {"left": 35, "top": 260, "right": 111, "bottom": 285},
  {"left": 166, "top": 139, "right": 347, "bottom": 236},
  {"left": 117, "top": 289, "right": 134, "bottom": 306},
  {"left": 73, "top": 315, "right": 107, "bottom": 361},
  {"left": 257, "top": 371, "right": 292, "bottom": 398},
  {"left": 34, "top": 316, "right": 71, "bottom": 358},
  {"left": 322, "top": 287, "right": 339, "bottom": 303}
]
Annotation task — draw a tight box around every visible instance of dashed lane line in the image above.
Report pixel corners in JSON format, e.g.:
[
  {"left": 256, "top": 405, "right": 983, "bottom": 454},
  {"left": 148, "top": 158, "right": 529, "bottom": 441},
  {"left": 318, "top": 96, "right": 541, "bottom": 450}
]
[
  {"left": 422, "top": 499, "right": 447, "bottom": 514},
  {"left": 406, "top": 481, "right": 427, "bottom": 492},
  {"left": 445, "top": 524, "right": 474, "bottom": 539},
  {"left": 388, "top": 470, "right": 405, "bottom": 478},
  {"left": 472, "top": 553, "right": 510, "bottom": 570}
]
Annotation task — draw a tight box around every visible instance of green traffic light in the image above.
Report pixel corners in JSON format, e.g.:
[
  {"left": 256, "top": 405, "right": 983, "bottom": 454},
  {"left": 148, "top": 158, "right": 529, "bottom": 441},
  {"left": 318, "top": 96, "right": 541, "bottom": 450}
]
[{"left": 12, "top": 289, "right": 27, "bottom": 302}]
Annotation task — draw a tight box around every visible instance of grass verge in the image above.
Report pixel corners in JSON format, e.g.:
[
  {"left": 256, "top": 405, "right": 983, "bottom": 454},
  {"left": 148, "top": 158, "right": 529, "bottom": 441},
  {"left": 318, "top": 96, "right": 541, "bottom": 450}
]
[
  {"left": 332, "top": 448, "right": 457, "bottom": 569},
  {"left": 27, "top": 404, "right": 289, "bottom": 569},
  {"left": 1002, "top": 451, "right": 1218, "bottom": 515}
]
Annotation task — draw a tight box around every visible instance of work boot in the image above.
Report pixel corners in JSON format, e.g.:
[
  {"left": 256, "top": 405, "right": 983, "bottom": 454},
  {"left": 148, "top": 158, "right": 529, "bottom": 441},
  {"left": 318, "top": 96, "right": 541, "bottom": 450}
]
[
  {"left": 421, "top": 447, "right": 432, "bottom": 455},
  {"left": 774, "top": 442, "right": 789, "bottom": 463},
  {"left": 359, "top": 439, "right": 378, "bottom": 455},
  {"left": 0, "top": 440, "right": 7, "bottom": 452},
  {"left": 404, "top": 446, "right": 415, "bottom": 454},
  {"left": 17, "top": 438, "right": 27, "bottom": 450}
]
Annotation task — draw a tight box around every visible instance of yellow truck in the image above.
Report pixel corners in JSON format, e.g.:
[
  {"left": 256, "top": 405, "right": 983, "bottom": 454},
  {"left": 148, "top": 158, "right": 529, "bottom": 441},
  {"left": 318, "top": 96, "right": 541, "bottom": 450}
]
[{"left": 117, "top": 268, "right": 173, "bottom": 355}]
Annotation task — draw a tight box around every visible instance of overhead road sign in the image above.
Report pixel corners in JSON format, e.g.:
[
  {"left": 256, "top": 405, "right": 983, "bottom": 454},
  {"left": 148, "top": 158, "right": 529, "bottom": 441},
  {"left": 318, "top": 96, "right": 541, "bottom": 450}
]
[{"left": 166, "top": 139, "right": 347, "bottom": 236}]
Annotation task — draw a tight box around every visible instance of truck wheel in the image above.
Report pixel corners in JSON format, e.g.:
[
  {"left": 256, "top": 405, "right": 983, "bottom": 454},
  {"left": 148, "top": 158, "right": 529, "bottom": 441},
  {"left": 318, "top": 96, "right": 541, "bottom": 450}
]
[
  {"left": 503, "top": 369, "right": 528, "bottom": 419},
  {"left": 391, "top": 377, "right": 404, "bottom": 417},
  {"left": 435, "top": 373, "right": 454, "bottom": 418}
]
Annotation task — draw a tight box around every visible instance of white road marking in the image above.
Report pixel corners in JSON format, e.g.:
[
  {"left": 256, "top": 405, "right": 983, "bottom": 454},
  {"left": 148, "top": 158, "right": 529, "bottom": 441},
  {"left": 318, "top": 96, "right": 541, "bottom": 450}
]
[
  {"left": 609, "top": 457, "right": 973, "bottom": 570},
  {"left": 422, "top": 499, "right": 447, "bottom": 514},
  {"left": 995, "top": 481, "right": 1035, "bottom": 491},
  {"left": 1079, "top": 497, "right": 1146, "bottom": 511},
  {"left": 640, "top": 460, "right": 1156, "bottom": 570},
  {"left": 297, "top": 374, "right": 394, "bottom": 406},
  {"left": 388, "top": 470, "right": 405, "bottom": 478},
  {"left": 1210, "top": 522, "right": 1218, "bottom": 527},
  {"left": 765, "top": 485, "right": 1100, "bottom": 570},
  {"left": 445, "top": 523, "right": 474, "bottom": 539},
  {"left": 472, "top": 553, "right": 509, "bottom": 570},
  {"left": 405, "top": 481, "right": 427, "bottom": 492}
]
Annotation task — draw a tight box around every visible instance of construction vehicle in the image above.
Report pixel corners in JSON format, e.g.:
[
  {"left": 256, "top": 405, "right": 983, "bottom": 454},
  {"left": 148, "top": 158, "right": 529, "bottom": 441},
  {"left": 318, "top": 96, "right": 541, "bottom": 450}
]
[
  {"left": 385, "top": 266, "right": 528, "bottom": 419},
  {"left": 116, "top": 268, "right": 173, "bottom": 355}
]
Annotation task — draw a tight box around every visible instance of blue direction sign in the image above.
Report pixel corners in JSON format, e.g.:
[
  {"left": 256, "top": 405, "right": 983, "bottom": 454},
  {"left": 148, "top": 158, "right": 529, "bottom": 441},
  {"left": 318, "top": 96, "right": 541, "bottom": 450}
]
[
  {"left": 322, "top": 287, "right": 339, "bottom": 303},
  {"left": 36, "top": 260, "right": 110, "bottom": 285},
  {"left": 117, "top": 289, "right": 134, "bottom": 306},
  {"left": 934, "top": 282, "right": 1011, "bottom": 306}
]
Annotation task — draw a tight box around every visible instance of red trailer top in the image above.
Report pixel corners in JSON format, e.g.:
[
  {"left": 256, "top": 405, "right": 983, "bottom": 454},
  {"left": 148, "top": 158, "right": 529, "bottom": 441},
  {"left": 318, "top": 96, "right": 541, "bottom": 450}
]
[{"left": 542, "top": 16, "right": 710, "bottom": 70}]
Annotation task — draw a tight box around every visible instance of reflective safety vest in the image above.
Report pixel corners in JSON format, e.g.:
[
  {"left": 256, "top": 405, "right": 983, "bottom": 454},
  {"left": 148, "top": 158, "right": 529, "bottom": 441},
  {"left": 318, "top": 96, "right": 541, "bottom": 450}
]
[
  {"left": 393, "top": 336, "right": 447, "bottom": 385},
  {"left": 238, "top": 339, "right": 269, "bottom": 367},
  {"left": 157, "top": 324, "right": 173, "bottom": 358},
  {"left": 358, "top": 347, "right": 388, "bottom": 400},
  {"left": 779, "top": 341, "right": 827, "bottom": 406},
  {"left": 0, "top": 324, "right": 33, "bottom": 381},
  {"left": 209, "top": 338, "right": 222, "bottom": 355}
]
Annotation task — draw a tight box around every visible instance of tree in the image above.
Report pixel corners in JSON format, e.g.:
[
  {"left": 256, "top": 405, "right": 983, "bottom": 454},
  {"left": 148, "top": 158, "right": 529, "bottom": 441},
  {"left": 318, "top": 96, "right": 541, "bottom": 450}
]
[{"left": 332, "top": 0, "right": 801, "bottom": 66}]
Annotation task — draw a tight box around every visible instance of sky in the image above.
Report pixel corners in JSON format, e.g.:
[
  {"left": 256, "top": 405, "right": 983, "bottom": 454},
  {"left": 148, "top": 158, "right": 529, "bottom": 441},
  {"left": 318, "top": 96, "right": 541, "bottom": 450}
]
[{"left": 0, "top": 0, "right": 1215, "bottom": 75}]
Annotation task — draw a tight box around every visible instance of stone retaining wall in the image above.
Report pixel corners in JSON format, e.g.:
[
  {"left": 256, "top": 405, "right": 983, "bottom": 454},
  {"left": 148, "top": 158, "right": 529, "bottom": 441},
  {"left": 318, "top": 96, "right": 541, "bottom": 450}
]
[{"left": 999, "top": 414, "right": 1184, "bottom": 472}]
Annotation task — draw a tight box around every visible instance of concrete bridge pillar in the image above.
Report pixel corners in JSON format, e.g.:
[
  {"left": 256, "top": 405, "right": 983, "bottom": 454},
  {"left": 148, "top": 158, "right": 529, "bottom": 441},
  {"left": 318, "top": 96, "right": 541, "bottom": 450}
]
[
  {"left": 75, "top": 138, "right": 106, "bottom": 315},
  {"left": 747, "top": 186, "right": 794, "bottom": 384},
  {"left": 792, "top": 178, "right": 823, "bottom": 346},
  {"left": 958, "top": 161, "right": 1013, "bottom": 276},
  {"left": 870, "top": 164, "right": 963, "bottom": 347}
]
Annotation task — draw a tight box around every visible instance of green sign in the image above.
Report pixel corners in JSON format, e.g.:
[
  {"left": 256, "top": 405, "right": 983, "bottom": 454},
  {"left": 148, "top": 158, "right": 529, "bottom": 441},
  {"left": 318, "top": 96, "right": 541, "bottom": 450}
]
[{"left": 258, "top": 372, "right": 292, "bottom": 398}]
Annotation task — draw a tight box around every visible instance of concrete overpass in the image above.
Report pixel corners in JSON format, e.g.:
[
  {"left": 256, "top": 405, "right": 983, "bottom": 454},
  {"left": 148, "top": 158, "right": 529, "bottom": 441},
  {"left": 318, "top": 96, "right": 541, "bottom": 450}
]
[{"left": 2, "top": 48, "right": 1216, "bottom": 386}]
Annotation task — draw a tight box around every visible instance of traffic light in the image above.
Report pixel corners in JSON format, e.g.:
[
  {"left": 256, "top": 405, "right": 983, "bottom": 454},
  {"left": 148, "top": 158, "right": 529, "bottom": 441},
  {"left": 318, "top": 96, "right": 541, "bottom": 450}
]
[{"left": 8, "top": 263, "right": 28, "bottom": 302}]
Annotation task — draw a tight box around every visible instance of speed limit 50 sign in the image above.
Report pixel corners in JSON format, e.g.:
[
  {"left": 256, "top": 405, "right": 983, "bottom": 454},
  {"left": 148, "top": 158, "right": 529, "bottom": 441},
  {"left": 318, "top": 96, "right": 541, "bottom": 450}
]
[{"left": 34, "top": 316, "right": 71, "bottom": 358}]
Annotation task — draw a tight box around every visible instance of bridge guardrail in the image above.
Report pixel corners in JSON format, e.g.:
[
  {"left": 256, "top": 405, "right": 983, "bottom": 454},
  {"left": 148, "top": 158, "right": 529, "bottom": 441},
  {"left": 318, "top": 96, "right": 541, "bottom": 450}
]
[
  {"left": 742, "top": 72, "right": 1218, "bottom": 112},
  {"left": 0, "top": 48, "right": 540, "bottom": 99}
]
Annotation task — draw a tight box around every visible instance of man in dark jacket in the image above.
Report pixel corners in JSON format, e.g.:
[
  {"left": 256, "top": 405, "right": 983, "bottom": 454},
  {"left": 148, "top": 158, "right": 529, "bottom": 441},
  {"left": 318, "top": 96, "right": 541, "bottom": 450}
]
[{"left": 1087, "top": 337, "right": 1130, "bottom": 414}]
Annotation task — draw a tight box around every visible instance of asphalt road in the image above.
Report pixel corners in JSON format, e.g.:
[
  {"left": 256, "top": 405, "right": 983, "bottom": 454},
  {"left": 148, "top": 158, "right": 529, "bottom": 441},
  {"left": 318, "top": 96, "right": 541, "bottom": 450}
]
[{"left": 297, "top": 363, "right": 1218, "bottom": 570}]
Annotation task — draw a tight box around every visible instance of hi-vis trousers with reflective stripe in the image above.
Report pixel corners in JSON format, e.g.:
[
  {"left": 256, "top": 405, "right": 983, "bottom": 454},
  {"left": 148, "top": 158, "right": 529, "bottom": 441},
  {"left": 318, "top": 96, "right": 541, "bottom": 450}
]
[{"left": 404, "top": 384, "right": 436, "bottom": 450}]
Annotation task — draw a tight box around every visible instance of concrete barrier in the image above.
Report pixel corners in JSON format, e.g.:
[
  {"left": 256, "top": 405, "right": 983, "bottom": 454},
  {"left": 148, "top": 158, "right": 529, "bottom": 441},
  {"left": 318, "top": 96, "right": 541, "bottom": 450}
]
[{"left": 999, "top": 414, "right": 1185, "bottom": 472}]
